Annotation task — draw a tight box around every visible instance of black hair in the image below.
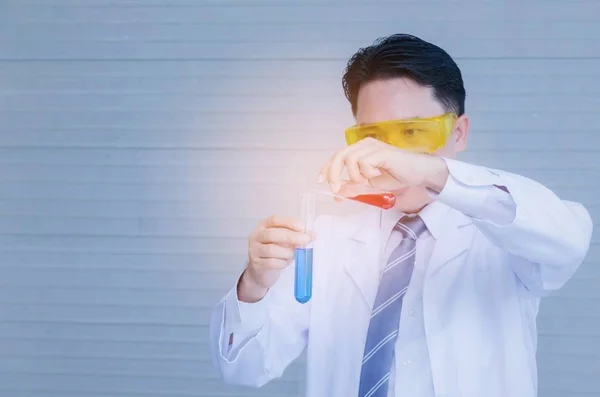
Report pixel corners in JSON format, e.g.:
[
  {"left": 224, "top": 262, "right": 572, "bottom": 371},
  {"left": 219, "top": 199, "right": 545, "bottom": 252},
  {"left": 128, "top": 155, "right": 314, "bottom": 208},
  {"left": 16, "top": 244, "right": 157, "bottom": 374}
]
[{"left": 342, "top": 34, "right": 466, "bottom": 116}]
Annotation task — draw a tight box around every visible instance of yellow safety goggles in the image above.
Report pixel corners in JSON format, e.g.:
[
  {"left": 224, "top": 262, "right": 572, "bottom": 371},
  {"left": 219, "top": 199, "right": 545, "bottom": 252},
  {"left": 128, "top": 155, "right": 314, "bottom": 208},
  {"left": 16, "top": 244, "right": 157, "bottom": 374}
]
[{"left": 344, "top": 113, "right": 458, "bottom": 153}]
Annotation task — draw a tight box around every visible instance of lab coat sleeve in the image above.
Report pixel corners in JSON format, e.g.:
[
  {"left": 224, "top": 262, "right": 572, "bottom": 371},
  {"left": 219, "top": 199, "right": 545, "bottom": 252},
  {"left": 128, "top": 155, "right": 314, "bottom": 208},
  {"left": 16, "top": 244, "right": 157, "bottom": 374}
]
[
  {"left": 209, "top": 221, "right": 319, "bottom": 387},
  {"left": 433, "top": 157, "right": 593, "bottom": 296}
]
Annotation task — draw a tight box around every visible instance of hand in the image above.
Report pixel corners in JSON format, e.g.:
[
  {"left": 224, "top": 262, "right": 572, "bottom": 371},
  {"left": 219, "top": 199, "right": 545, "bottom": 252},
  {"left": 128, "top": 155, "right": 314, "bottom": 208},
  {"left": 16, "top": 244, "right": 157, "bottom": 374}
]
[
  {"left": 239, "top": 215, "right": 315, "bottom": 303},
  {"left": 318, "top": 138, "right": 449, "bottom": 194}
]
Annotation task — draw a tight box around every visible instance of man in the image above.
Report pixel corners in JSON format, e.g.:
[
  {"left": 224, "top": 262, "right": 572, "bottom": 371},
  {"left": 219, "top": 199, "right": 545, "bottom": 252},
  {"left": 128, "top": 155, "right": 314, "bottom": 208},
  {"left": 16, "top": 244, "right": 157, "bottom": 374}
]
[{"left": 209, "top": 34, "right": 593, "bottom": 397}]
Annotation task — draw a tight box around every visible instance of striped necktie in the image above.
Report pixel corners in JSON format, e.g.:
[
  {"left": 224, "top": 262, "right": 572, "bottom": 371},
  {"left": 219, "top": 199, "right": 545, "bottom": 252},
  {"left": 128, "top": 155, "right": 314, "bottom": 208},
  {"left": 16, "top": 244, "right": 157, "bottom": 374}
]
[{"left": 357, "top": 215, "right": 427, "bottom": 397}]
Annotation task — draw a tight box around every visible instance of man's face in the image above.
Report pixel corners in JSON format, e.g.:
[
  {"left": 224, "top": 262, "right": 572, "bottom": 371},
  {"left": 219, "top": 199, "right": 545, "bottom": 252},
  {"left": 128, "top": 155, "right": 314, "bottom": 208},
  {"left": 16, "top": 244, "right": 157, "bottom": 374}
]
[{"left": 354, "top": 77, "right": 470, "bottom": 212}]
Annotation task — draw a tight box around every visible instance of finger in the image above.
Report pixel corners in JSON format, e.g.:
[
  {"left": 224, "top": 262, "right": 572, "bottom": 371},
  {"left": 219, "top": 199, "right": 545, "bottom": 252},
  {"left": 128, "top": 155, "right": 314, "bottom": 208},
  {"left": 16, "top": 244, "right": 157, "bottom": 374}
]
[
  {"left": 357, "top": 150, "right": 388, "bottom": 179},
  {"left": 276, "top": 229, "right": 316, "bottom": 245},
  {"left": 256, "top": 243, "right": 295, "bottom": 260},
  {"left": 318, "top": 153, "right": 335, "bottom": 184},
  {"left": 261, "top": 215, "right": 303, "bottom": 232},
  {"left": 367, "top": 172, "right": 408, "bottom": 191},
  {"left": 317, "top": 139, "right": 368, "bottom": 183},
  {"left": 358, "top": 161, "right": 382, "bottom": 179},
  {"left": 256, "top": 228, "right": 312, "bottom": 246},
  {"left": 318, "top": 161, "right": 329, "bottom": 184},
  {"left": 335, "top": 181, "right": 364, "bottom": 198},
  {"left": 318, "top": 138, "right": 374, "bottom": 184},
  {"left": 327, "top": 139, "right": 377, "bottom": 192},
  {"left": 345, "top": 145, "right": 379, "bottom": 182},
  {"left": 252, "top": 257, "right": 291, "bottom": 270}
]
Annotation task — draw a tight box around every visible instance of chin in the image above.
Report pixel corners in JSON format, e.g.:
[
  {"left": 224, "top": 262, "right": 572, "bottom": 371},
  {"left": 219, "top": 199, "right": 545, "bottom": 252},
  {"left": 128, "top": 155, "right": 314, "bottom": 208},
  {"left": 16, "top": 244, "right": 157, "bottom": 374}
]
[{"left": 394, "top": 186, "right": 432, "bottom": 214}]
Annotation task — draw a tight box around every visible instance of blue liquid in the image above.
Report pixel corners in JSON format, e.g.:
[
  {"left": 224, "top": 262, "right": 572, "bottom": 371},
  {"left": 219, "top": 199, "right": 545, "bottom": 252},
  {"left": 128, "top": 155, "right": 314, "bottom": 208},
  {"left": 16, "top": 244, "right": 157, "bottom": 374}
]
[{"left": 294, "top": 247, "right": 313, "bottom": 304}]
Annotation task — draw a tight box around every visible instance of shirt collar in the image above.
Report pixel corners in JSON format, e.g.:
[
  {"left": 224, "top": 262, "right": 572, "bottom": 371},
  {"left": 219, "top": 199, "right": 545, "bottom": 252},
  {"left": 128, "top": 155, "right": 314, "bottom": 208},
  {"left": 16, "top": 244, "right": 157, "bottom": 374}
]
[{"left": 380, "top": 199, "right": 449, "bottom": 241}]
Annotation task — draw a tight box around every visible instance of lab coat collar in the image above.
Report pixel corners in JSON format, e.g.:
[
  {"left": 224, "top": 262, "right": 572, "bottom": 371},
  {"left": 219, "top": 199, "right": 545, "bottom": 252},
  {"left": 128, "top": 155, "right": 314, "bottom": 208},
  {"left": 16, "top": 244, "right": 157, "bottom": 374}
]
[
  {"left": 349, "top": 199, "right": 469, "bottom": 243},
  {"left": 344, "top": 199, "right": 473, "bottom": 311}
]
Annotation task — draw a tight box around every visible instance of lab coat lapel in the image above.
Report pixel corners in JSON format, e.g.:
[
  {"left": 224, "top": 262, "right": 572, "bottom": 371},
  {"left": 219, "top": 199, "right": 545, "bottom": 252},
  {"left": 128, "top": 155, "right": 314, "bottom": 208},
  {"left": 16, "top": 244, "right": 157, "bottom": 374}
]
[
  {"left": 427, "top": 207, "right": 473, "bottom": 277},
  {"left": 342, "top": 208, "right": 382, "bottom": 312},
  {"left": 339, "top": 204, "right": 473, "bottom": 310}
]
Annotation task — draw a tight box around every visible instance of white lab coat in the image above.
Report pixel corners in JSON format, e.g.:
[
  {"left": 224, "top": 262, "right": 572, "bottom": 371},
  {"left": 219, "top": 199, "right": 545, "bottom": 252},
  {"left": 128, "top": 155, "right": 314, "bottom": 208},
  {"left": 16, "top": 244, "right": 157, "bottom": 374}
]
[{"left": 209, "top": 158, "right": 593, "bottom": 397}]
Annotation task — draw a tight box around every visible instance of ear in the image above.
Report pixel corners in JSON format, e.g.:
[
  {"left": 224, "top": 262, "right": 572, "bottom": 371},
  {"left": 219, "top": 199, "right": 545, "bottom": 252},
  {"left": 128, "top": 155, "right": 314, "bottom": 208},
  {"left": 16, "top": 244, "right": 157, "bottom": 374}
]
[{"left": 453, "top": 114, "right": 470, "bottom": 152}]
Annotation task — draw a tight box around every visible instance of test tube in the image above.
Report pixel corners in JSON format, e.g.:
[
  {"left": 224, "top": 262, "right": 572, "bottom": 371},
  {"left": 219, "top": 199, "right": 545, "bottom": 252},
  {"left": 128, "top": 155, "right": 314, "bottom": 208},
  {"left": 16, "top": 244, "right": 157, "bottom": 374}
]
[
  {"left": 312, "top": 180, "right": 396, "bottom": 210},
  {"left": 349, "top": 192, "right": 396, "bottom": 210},
  {"left": 294, "top": 192, "right": 315, "bottom": 304}
]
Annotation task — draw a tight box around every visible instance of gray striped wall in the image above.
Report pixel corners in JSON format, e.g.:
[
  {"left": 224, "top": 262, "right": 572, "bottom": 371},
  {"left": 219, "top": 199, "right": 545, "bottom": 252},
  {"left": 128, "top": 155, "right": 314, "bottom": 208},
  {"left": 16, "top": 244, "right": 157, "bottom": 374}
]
[{"left": 0, "top": 1, "right": 598, "bottom": 396}]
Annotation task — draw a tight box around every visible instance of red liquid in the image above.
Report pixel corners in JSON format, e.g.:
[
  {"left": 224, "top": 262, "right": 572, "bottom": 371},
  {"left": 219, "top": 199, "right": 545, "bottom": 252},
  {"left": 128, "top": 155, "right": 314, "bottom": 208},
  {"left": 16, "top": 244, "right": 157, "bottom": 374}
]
[{"left": 350, "top": 193, "right": 396, "bottom": 210}]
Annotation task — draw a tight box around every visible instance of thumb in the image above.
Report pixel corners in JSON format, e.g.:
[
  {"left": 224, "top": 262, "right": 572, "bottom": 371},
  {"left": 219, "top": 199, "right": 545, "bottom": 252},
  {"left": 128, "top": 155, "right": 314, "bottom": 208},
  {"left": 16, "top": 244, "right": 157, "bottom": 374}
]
[{"left": 367, "top": 172, "right": 406, "bottom": 191}]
